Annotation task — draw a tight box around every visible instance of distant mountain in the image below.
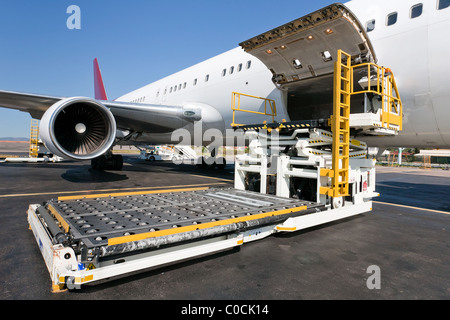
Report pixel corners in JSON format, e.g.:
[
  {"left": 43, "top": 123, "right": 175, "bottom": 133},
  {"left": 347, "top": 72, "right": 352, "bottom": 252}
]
[{"left": 0, "top": 137, "right": 28, "bottom": 141}]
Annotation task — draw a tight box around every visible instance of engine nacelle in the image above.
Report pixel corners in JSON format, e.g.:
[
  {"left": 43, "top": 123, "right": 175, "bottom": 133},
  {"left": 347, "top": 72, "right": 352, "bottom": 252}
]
[{"left": 40, "top": 97, "right": 117, "bottom": 160}]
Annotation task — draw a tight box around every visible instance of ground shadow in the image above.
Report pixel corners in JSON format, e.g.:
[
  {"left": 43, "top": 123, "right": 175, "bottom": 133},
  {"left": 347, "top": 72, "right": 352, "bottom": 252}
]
[{"left": 62, "top": 167, "right": 129, "bottom": 183}]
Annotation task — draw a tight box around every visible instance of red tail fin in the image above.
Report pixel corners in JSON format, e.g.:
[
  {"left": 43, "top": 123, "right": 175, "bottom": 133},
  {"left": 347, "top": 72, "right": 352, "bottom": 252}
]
[{"left": 93, "top": 58, "right": 108, "bottom": 100}]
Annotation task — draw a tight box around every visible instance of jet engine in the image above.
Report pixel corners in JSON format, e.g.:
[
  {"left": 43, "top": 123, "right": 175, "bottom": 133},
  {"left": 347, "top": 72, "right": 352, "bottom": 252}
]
[{"left": 39, "top": 97, "right": 117, "bottom": 160}]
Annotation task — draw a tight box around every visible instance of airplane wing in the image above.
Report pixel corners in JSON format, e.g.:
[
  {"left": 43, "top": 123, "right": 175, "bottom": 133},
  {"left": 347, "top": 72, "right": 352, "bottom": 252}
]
[
  {"left": 0, "top": 89, "right": 198, "bottom": 134},
  {"left": 0, "top": 89, "right": 203, "bottom": 160},
  {"left": 0, "top": 90, "right": 61, "bottom": 119},
  {"left": 0, "top": 51, "right": 209, "bottom": 162}
]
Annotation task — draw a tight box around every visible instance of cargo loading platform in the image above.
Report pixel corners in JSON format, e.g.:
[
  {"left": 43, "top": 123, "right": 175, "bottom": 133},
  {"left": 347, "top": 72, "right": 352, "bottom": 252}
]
[
  {"left": 27, "top": 49, "right": 403, "bottom": 291},
  {"left": 28, "top": 187, "right": 330, "bottom": 291}
]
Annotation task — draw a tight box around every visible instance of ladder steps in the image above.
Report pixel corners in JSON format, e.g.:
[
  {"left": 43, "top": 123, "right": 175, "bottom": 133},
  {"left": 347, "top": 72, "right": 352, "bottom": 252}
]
[
  {"left": 329, "top": 50, "right": 351, "bottom": 199},
  {"left": 29, "top": 119, "right": 40, "bottom": 158}
]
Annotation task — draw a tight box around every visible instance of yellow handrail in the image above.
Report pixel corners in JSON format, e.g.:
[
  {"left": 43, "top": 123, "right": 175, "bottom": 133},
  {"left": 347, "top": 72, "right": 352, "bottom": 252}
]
[
  {"left": 351, "top": 62, "right": 403, "bottom": 131},
  {"left": 231, "top": 92, "right": 277, "bottom": 127},
  {"left": 321, "top": 50, "right": 403, "bottom": 200}
]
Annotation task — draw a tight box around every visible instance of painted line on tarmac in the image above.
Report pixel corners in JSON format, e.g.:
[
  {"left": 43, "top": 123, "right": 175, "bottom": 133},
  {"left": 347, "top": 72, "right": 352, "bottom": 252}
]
[
  {"left": 190, "top": 174, "right": 234, "bottom": 182},
  {"left": 373, "top": 201, "right": 450, "bottom": 215},
  {"left": 0, "top": 182, "right": 229, "bottom": 199}
]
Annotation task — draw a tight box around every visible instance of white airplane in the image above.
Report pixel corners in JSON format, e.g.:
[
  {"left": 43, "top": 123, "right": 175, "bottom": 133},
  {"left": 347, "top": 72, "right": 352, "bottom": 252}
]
[{"left": 0, "top": 0, "right": 449, "bottom": 170}]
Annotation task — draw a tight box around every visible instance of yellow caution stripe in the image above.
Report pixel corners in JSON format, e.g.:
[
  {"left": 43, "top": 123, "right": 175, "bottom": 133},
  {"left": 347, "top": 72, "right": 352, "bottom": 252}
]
[
  {"left": 48, "top": 204, "right": 70, "bottom": 233},
  {"left": 58, "top": 187, "right": 210, "bottom": 201},
  {"left": 107, "top": 205, "right": 308, "bottom": 246},
  {"left": 276, "top": 226, "right": 297, "bottom": 232},
  {"left": 58, "top": 274, "right": 94, "bottom": 284}
]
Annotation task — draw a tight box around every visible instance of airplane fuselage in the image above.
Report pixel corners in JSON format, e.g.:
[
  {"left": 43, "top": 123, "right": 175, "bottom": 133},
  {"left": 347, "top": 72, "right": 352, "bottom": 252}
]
[
  {"left": 117, "top": 0, "right": 450, "bottom": 149},
  {"left": 346, "top": 0, "right": 450, "bottom": 147}
]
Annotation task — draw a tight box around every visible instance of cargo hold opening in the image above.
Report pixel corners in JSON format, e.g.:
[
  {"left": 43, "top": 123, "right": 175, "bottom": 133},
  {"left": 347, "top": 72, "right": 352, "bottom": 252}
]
[
  {"left": 239, "top": 3, "right": 376, "bottom": 122},
  {"left": 285, "top": 73, "right": 367, "bottom": 121}
]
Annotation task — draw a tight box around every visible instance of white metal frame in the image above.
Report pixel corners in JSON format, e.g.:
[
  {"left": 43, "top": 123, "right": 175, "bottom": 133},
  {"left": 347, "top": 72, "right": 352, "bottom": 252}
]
[
  {"left": 26, "top": 126, "right": 381, "bottom": 291},
  {"left": 28, "top": 203, "right": 245, "bottom": 291}
]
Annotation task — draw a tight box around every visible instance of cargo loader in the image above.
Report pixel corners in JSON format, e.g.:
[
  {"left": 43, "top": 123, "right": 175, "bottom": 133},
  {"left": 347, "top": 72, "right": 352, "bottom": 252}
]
[{"left": 27, "top": 50, "right": 402, "bottom": 291}]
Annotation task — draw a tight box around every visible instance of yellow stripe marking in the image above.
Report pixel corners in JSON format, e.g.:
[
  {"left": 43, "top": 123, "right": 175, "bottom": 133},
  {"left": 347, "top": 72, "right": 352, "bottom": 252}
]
[
  {"left": 190, "top": 174, "right": 234, "bottom": 182},
  {"left": 373, "top": 201, "right": 450, "bottom": 215},
  {"left": 58, "top": 187, "right": 210, "bottom": 201},
  {"left": 108, "top": 206, "right": 308, "bottom": 246},
  {"left": 276, "top": 226, "right": 297, "bottom": 231},
  {"left": 48, "top": 204, "right": 71, "bottom": 233},
  {"left": 81, "top": 275, "right": 94, "bottom": 283},
  {"left": 0, "top": 182, "right": 227, "bottom": 199}
]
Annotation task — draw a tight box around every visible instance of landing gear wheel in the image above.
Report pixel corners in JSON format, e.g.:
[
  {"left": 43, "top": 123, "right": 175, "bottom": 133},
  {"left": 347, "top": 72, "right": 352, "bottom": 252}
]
[
  {"left": 215, "top": 157, "right": 226, "bottom": 170},
  {"left": 91, "top": 155, "right": 107, "bottom": 171},
  {"left": 91, "top": 154, "right": 123, "bottom": 171},
  {"left": 112, "top": 154, "right": 123, "bottom": 170},
  {"left": 196, "top": 156, "right": 226, "bottom": 170},
  {"left": 196, "top": 157, "right": 207, "bottom": 169}
]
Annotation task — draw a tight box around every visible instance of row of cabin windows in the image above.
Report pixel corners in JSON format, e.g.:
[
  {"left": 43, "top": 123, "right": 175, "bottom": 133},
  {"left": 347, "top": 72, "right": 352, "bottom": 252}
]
[
  {"left": 366, "top": 0, "right": 450, "bottom": 32},
  {"left": 222, "top": 60, "right": 252, "bottom": 77},
  {"left": 158, "top": 60, "right": 252, "bottom": 97},
  {"left": 131, "top": 96, "right": 145, "bottom": 103}
]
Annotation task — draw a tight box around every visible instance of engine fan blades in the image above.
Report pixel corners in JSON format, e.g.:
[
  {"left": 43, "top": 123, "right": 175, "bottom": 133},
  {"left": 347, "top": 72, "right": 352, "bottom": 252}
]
[{"left": 53, "top": 103, "right": 109, "bottom": 155}]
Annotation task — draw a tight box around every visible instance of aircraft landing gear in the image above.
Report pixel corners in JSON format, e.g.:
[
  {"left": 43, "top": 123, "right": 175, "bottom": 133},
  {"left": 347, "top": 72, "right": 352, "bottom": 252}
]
[
  {"left": 195, "top": 145, "right": 227, "bottom": 170},
  {"left": 195, "top": 156, "right": 226, "bottom": 170},
  {"left": 91, "top": 153, "right": 123, "bottom": 171}
]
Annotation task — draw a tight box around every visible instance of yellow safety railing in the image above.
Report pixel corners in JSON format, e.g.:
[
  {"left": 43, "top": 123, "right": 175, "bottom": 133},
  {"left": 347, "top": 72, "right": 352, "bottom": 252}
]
[
  {"left": 231, "top": 92, "right": 277, "bottom": 127},
  {"left": 351, "top": 62, "right": 403, "bottom": 131},
  {"left": 321, "top": 50, "right": 403, "bottom": 200}
]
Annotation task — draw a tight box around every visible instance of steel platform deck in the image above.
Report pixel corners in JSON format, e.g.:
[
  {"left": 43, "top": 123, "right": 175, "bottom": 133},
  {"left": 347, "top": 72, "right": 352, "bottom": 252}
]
[{"left": 45, "top": 187, "right": 325, "bottom": 252}]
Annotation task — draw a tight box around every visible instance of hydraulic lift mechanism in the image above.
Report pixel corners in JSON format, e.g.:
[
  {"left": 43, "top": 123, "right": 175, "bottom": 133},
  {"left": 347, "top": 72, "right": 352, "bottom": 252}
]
[{"left": 27, "top": 49, "right": 402, "bottom": 292}]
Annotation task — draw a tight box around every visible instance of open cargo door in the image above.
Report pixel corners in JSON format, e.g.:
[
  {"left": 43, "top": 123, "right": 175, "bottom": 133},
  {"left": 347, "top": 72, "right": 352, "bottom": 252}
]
[{"left": 239, "top": 3, "right": 377, "bottom": 120}]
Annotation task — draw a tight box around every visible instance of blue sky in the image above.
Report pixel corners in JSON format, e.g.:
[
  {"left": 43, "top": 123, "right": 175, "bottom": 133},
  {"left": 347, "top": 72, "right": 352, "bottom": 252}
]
[{"left": 0, "top": 0, "right": 332, "bottom": 138}]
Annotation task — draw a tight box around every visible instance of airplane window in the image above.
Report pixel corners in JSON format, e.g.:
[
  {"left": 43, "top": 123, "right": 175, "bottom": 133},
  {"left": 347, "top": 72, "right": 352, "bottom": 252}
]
[
  {"left": 178, "top": 84, "right": 182, "bottom": 90},
  {"left": 174, "top": 85, "right": 177, "bottom": 92},
  {"left": 386, "top": 12, "right": 398, "bottom": 26},
  {"left": 229, "top": 66, "right": 234, "bottom": 74},
  {"left": 205, "top": 74, "right": 209, "bottom": 82},
  {"left": 183, "top": 82, "right": 187, "bottom": 89},
  {"left": 366, "top": 19, "right": 376, "bottom": 32},
  {"left": 170, "top": 87, "right": 173, "bottom": 93},
  {"left": 411, "top": 4, "right": 423, "bottom": 18},
  {"left": 246, "top": 60, "right": 252, "bottom": 69},
  {"left": 438, "top": 0, "right": 450, "bottom": 9},
  {"left": 238, "top": 63, "right": 243, "bottom": 72},
  {"left": 222, "top": 69, "right": 226, "bottom": 77},
  {"left": 193, "top": 79, "right": 197, "bottom": 86}
]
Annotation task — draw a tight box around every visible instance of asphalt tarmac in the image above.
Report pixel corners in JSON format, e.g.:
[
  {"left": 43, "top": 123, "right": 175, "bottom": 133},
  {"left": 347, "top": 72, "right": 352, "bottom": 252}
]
[{"left": 0, "top": 143, "right": 449, "bottom": 303}]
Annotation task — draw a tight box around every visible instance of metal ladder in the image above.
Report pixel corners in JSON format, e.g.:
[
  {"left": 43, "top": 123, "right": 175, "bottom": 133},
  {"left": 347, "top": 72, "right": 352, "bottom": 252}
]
[
  {"left": 321, "top": 50, "right": 351, "bottom": 198},
  {"left": 29, "top": 119, "right": 39, "bottom": 158}
]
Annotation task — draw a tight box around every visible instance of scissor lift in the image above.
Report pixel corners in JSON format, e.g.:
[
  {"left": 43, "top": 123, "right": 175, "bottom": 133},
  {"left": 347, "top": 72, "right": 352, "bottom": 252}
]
[{"left": 27, "top": 50, "right": 402, "bottom": 291}]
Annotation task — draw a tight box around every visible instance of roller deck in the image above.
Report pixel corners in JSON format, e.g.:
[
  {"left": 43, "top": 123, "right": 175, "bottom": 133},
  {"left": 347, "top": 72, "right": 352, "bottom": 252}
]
[
  {"left": 28, "top": 187, "right": 331, "bottom": 291},
  {"left": 46, "top": 187, "right": 325, "bottom": 251}
]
